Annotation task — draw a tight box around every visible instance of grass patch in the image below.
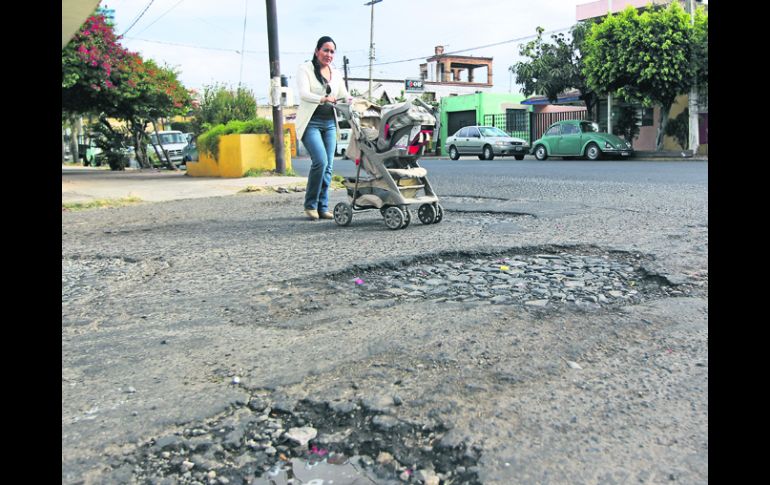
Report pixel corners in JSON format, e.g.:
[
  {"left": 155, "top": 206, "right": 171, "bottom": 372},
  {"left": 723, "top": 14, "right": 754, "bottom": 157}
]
[
  {"left": 244, "top": 167, "right": 298, "bottom": 177},
  {"left": 331, "top": 174, "right": 346, "bottom": 190},
  {"left": 239, "top": 183, "right": 305, "bottom": 194},
  {"left": 62, "top": 196, "right": 143, "bottom": 211}
]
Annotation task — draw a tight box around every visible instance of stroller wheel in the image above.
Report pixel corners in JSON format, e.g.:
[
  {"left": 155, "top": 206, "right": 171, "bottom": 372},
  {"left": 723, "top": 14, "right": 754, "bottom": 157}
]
[
  {"left": 418, "top": 203, "right": 437, "bottom": 224},
  {"left": 434, "top": 203, "right": 444, "bottom": 224},
  {"left": 333, "top": 202, "right": 353, "bottom": 226},
  {"left": 401, "top": 207, "right": 411, "bottom": 229},
  {"left": 382, "top": 206, "right": 406, "bottom": 230}
]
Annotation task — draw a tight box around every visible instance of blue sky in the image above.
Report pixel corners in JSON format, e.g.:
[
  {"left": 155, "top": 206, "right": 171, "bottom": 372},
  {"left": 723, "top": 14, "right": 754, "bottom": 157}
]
[{"left": 105, "top": 0, "right": 583, "bottom": 101}]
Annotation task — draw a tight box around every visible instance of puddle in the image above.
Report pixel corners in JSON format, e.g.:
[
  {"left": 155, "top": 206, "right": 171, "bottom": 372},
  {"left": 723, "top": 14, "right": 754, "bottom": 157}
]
[{"left": 252, "top": 455, "right": 376, "bottom": 484}]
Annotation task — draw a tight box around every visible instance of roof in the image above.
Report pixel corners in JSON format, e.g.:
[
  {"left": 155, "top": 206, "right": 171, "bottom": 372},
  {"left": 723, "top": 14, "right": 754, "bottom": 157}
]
[{"left": 522, "top": 91, "right": 583, "bottom": 105}]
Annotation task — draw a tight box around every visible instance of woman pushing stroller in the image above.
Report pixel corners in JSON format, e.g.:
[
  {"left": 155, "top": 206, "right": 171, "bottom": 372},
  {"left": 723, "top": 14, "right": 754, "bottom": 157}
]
[{"left": 296, "top": 36, "right": 351, "bottom": 220}]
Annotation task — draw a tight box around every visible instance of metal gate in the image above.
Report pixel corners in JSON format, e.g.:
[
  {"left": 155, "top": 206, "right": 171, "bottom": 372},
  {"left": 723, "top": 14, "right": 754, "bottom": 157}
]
[
  {"left": 484, "top": 109, "right": 530, "bottom": 142},
  {"left": 530, "top": 110, "right": 588, "bottom": 141},
  {"left": 447, "top": 110, "right": 477, "bottom": 138}
]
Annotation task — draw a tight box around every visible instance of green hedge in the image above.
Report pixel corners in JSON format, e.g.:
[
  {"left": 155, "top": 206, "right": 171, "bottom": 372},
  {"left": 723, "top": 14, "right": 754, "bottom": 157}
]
[{"left": 198, "top": 118, "right": 274, "bottom": 161}]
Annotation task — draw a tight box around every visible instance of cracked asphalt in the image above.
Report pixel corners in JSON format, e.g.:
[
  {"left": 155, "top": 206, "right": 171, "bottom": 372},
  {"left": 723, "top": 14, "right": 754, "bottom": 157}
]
[{"left": 62, "top": 160, "right": 708, "bottom": 484}]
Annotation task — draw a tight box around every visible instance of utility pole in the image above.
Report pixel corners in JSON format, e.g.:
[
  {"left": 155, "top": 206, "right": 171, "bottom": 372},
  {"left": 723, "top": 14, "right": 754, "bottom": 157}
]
[
  {"left": 343, "top": 55, "right": 350, "bottom": 91},
  {"left": 606, "top": 0, "right": 612, "bottom": 134},
  {"left": 687, "top": 0, "right": 700, "bottom": 155},
  {"left": 365, "top": 0, "right": 383, "bottom": 101},
  {"left": 265, "top": 0, "right": 285, "bottom": 174}
]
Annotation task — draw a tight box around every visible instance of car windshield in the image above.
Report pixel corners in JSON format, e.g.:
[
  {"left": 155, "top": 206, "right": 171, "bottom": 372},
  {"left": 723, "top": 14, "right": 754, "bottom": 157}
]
[
  {"left": 151, "top": 133, "right": 186, "bottom": 144},
  {"left": 580, "top": 122, "right": 600, "bottom": 133},
  {"left": 478, "top": 127, "right": 509, "bottom": 138}
]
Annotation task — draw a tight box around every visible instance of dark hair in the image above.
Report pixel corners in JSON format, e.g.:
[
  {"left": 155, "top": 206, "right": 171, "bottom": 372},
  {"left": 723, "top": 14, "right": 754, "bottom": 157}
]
[{"left": 311, "top": 36, "right": 336, "bottom": 85}]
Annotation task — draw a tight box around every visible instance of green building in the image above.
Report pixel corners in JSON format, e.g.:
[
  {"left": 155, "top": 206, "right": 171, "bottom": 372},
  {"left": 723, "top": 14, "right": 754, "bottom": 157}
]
[{"left": 438, "top": 92, "right": 531, "bottom": 155}]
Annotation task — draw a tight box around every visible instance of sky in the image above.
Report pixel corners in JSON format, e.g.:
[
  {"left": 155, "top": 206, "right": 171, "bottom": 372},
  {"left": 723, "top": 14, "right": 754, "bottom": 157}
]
[{"left": 103, "top": 0, "right": 587, "bottom": 102}]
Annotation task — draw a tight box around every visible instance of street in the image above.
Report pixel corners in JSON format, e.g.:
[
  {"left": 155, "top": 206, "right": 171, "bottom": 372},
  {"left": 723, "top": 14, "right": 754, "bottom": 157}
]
[{"left": 62, "top": 160, "right": 708, "bottom": 484}]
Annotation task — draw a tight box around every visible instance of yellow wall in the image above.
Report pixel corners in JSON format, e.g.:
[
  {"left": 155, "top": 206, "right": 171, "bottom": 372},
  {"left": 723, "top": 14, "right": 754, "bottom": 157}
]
[{"left": 187, "top": 133, "right": 292, "bottom": 178}]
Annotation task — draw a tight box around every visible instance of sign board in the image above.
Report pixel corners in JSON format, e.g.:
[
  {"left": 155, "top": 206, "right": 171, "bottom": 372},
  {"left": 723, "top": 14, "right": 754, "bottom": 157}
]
[{"left": 404, "top": 78, "right": 424, "bottom": 93}]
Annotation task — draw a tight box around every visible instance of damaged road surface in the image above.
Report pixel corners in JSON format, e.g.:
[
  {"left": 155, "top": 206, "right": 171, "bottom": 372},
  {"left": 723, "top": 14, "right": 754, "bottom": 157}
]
[{"left": 62, "top": 161, "right": 708, "bottom": 484}]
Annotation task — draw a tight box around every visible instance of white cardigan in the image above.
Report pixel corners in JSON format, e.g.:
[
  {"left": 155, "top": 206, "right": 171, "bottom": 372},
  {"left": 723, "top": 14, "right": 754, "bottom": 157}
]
[{"left": 295, "top": 61, "right": 351, "bottom": 142}]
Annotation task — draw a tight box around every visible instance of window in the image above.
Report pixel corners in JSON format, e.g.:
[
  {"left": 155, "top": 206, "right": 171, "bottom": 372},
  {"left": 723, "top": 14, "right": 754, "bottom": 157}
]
[
  {"left": 562, "top": 124, "right": 580, "bottom": 135},
  {"left": 545, "top": 125, "right": 561, "bottom": 136},
  {"left": 479, "top": 127, "right": 509, "bottom": 137},
  {"left": 467, "top": 127, "right": 481, "bottom": 138},
  {"left": 456, "top": 127, "right": 469, "bottom": 137}
]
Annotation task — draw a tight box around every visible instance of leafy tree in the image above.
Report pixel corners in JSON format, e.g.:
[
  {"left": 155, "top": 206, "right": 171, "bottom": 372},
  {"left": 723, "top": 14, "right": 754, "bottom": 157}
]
[
  {"left": 582, "top": 3, "right": 707, "bottom": 150},
  {"left": 192, "top": 84, "right": 258, "bottom": 135},
  {"left": 62, "top": 14, "right": 192, "bottom": 169},
  {"left": 512, "top": 23, "right": 599, "bottom": 120}
]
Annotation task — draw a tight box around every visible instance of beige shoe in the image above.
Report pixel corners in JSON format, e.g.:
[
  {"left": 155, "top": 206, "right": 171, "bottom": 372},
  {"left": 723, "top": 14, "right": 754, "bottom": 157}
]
[
  {"left": 304, "top": 209, "right": 319, "bottom": 220},
  {"left": 319, "top": 211, "right": 334, "bottom": 219}
]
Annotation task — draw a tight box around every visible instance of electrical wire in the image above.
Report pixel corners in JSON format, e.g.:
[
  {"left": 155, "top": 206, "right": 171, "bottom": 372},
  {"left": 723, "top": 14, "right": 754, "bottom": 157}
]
[
  {"left": 121, "top": 0, "right": 157, "bottom": 36},
  {"left": 348, "top": 27, "right": 571, "bottom": 69},
  {"left": 132, "top": 0, "right": 187, "bottom": 37}
]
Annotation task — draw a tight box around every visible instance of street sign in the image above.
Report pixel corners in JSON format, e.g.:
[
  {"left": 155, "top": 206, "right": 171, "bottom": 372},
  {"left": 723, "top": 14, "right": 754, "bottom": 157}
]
[{"left": 405, "top": 78, "right": 424, "bottom": 93}]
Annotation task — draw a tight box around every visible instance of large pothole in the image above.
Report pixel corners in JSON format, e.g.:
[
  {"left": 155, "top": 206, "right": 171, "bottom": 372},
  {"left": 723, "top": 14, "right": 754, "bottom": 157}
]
[{"left": 256, "top": 247, "right": 696, "bottom": 321}]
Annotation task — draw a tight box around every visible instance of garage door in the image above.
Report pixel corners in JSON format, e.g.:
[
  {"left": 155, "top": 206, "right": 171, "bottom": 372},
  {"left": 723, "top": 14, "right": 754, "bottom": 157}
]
[{"left": 447, "top": 110, "right": 477, "bottom": 138}]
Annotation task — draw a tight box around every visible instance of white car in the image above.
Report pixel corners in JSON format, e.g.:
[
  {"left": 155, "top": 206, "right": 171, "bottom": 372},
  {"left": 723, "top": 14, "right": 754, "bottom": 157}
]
[
  {"left": 147, "top": 130, "right": 188, "bottom": 168},
  {"left": 336, "top": 120, "right": 352, "bottom": 158}
]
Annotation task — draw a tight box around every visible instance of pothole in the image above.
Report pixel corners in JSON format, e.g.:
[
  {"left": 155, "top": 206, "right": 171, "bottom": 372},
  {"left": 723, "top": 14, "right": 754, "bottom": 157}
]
[
  {"left": 61, "top": 255, "right": 170, "bottom": 306},
  {"left": 116, "top": 396, "right": 480, "bottom": 484},
  {"left": 256, "top": 247, "right": 694, "bottom": 320}
]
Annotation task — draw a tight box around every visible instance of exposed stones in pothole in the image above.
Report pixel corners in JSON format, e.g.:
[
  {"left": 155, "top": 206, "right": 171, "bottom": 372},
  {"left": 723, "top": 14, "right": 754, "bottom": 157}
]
[
  {"left": 114, "top": 396, "right": 480, "bottom": 484},
  {"left": 255, "top": 248, "right": 694, "bottom": 321},
  {"left": 329, "top": 248, "right": 695, "bottom": 310}
]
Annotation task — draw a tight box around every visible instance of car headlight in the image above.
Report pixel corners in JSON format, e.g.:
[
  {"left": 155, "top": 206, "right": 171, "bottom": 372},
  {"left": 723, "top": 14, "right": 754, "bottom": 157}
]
[
  {"left": 495, "top": 141, "right": 507, "bottom": 146},
  {"left": 604, "top": 142, "right": 614, "bottom": 149}
]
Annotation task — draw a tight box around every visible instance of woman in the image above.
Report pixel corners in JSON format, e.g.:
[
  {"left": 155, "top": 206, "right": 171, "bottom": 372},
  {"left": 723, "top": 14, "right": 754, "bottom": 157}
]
[{"left": 296, "top": 36, "right": 351, "bottom": 220}]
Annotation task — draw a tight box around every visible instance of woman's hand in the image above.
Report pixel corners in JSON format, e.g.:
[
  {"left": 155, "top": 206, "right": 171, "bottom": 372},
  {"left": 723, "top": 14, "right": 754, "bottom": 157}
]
[{"left": 323, "top": 95, "right": 337, "bottom": 104}]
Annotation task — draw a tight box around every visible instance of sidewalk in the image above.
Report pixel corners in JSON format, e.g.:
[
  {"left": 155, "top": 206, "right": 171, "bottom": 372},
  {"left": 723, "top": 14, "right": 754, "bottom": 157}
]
[{"left": 62, "top": 166, "right": 307, "bottom": 204}]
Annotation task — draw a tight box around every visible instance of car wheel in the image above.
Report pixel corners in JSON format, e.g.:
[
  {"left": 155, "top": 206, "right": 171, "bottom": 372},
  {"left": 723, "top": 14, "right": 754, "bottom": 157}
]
[
  {"left": 449, "top": 145, "right": 460, "bottom": 160},
  {"left": 483, "top": 145, "right": 494, "bottom": 160},
  {"left": 534, "top": 145, "right": 548, "bottom": 161},
  {"left": 514, "top": 155, "right": 524, "bottom": 161},
  {"left": 585, "top": 143, "right": 601, "bottom": 161}
]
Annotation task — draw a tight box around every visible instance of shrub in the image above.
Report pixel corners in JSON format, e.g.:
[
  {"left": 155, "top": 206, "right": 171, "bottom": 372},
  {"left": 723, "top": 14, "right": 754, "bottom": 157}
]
[{"left": 198, "top": 118, "right": 274, "bottom": 161}]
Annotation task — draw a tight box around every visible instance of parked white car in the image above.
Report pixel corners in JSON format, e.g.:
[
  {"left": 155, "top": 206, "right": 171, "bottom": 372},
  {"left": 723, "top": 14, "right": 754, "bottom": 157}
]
[
  {"left": 336, "top": 120, "right": 351, "bottom": 158},
  {"left": 147, "top": 130, "right": 188, "bottom": 168}
]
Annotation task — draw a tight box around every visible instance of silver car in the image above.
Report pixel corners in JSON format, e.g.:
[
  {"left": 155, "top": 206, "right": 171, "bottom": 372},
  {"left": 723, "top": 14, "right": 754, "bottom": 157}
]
[{"left": 445, "top": 125, "right": 530, "bottom": 160}]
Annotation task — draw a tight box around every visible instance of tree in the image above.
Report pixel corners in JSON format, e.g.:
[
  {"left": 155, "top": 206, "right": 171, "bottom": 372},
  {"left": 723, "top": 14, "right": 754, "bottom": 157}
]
[
  {"left": 582, "top": 3, "right": 707, "bottom": 150},
  {"left": 511, "top": 23, "right": 599, "bottom": 120},
  {"left": 62, "top": 14, "right": 192, "bottom": 169},
  {"left": 191, "top": 84, "right": 258, "bottom": 135}
]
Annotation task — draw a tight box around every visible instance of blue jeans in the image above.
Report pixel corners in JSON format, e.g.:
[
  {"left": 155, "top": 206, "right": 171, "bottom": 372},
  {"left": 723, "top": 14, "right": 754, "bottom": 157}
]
[{"left": 302, "top": 117, "right": 336, "bottom": 213}]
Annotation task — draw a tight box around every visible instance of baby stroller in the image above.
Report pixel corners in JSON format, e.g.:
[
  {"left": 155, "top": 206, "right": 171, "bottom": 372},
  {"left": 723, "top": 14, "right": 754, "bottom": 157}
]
[{"left": 332, "top": 98, "right": 444, "bottom": 230}]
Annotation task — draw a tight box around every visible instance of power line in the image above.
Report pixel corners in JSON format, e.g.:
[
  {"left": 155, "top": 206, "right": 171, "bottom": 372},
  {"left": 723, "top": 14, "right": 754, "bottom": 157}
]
[
  {"left": 348, "top": 27, "right": 572, "bottom": 69},
  {"left": 132, "top": 0, "right": 186, "bottom": 37},
  {"left": 121, "top": 0, "right": 157, "bottom": 36},
  {"left": 123, "top": 37, "right": 308, "bottom": 56}
]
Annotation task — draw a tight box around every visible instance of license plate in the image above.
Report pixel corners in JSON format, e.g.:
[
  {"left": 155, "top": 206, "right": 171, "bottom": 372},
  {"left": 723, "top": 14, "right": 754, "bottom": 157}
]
[
  {"left": 621, "top": 151, "right": 629, "bottom": 156},
  {"left": 514, "top": 147, "right": 522, "bottom": 151}
]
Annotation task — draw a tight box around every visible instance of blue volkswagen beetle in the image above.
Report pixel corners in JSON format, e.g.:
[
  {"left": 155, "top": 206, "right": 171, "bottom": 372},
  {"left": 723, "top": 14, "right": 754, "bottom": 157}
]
[{"left": 532, "top": 120, "right": 633, "bottom": 160}]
